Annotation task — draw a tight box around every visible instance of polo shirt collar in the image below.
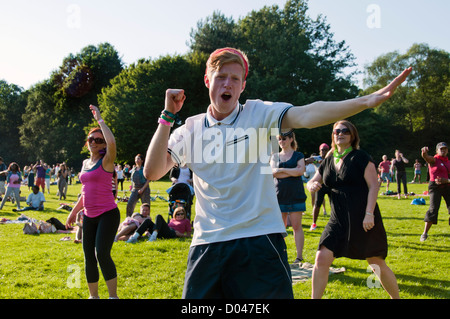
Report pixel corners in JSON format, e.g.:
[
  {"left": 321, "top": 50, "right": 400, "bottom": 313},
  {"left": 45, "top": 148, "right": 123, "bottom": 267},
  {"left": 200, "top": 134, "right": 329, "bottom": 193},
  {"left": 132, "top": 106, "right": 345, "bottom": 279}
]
[{"left": 205, "top": 103, "right": 242, "bottom": 128}]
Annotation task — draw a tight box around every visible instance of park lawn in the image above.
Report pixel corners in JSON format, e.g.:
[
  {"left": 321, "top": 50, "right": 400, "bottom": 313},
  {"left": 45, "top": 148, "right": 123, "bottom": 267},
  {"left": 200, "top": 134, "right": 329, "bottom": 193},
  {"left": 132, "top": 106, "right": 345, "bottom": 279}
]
[{"left": 0, "top": 175, "right": 448, "bottom": 299}]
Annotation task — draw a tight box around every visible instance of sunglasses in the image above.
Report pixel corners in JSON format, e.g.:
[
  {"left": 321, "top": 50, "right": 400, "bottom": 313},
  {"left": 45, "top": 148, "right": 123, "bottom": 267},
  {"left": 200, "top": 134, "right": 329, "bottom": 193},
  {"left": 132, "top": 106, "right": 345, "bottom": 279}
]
[
  {"left": 175, "top": 213, "right": 185, "bottom": 216},
  {"left": 333, "top": 128, "right": 351, "bottom": 135},
  {"left": 88, "top": 136, "right": 106, "bottom": 144}
]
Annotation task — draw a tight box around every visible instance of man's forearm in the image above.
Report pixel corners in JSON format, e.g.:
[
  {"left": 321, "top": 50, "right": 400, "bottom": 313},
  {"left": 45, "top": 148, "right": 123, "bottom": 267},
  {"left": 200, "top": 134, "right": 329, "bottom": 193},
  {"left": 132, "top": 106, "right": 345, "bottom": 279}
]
[{"left": 283, "top": 96, "right": 369, "bottom": 129}]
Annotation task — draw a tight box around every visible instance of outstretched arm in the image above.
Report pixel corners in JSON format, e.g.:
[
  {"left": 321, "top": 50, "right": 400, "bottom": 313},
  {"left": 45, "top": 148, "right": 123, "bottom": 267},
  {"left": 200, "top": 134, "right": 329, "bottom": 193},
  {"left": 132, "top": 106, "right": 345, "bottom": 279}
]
[{"left": 282, "top": 67, "right": 412, "bottom": 129}]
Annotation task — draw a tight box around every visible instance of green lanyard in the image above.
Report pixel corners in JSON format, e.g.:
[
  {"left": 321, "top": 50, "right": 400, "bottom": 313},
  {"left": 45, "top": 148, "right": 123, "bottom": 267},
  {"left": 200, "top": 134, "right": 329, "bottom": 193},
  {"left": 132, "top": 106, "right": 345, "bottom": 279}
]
[{"left": 333, "top": 147, "right": 353, "bottom": 164}]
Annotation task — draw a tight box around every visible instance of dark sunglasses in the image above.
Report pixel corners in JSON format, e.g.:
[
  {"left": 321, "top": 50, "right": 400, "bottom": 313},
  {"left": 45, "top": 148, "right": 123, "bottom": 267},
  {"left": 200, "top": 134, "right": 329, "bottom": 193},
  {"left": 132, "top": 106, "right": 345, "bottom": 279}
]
[
  {"left": 175, "top": 213, "right": 185, "bottom": 216},
  {"left": 88, "top": 136, "right": 106, "bottom": 144},
  {"left": 333, "top": 128, "right": 351, "bottom": 135}
]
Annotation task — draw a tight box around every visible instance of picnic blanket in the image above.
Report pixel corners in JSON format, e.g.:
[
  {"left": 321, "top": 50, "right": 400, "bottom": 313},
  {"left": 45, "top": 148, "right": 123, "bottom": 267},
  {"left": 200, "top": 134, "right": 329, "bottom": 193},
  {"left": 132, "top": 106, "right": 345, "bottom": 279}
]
[{"left": 290, "top": 262, "right": 345, "bottom": 284}]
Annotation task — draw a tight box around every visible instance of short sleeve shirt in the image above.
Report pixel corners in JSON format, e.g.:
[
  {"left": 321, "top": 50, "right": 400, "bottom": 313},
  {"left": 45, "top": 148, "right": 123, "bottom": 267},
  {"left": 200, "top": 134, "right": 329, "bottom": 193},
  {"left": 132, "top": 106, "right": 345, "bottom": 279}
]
[{"left": 168, "top": 100, "right": 292, "bottom": 246}]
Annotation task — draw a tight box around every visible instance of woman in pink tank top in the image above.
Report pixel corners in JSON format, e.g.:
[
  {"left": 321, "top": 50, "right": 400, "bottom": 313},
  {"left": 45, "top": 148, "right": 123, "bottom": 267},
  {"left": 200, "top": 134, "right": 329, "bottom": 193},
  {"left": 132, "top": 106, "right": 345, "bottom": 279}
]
[{"left": 66, "top": 105, "right": 120, "bottom": 299}]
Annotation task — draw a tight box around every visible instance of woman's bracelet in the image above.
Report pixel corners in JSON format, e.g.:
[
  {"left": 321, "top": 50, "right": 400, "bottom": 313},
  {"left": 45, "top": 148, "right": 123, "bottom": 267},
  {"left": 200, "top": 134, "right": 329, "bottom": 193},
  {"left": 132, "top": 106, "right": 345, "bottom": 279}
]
[{"left": 365, "top": 212, "right": 374, "bottom": 216}]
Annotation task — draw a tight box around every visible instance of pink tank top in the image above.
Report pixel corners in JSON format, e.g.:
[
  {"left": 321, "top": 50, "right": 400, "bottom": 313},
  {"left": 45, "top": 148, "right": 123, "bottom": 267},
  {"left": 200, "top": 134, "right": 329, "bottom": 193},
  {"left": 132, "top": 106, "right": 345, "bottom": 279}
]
[{"left": 79, "top": 158, "right": 117, "bottom": 218}]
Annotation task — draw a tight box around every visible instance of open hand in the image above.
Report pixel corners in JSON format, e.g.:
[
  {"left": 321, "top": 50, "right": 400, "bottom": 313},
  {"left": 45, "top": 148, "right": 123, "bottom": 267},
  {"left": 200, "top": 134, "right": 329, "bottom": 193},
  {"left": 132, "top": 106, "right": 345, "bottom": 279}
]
[
  {"left": 89, "top": 104, "right": 102, "bottom": 121},
  {"left": 366, "top": 67, "right": 412, "bottom": 109}
]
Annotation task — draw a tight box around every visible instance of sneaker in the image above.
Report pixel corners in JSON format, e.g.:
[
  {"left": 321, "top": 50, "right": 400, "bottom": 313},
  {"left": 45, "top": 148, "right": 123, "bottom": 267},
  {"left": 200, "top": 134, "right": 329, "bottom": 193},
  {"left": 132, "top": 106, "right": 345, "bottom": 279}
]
[
  {"left": 420, "top": 233, "right": 428, "bottom": 242},
  {"left": 148, "top": 232, "right": 158, "bottom": 242},
  {"left": 126, "top": 233, "right": 139, "bottom": 244},
  {"left": 309, "top": 223, "right": 317, "bottom": 231}
]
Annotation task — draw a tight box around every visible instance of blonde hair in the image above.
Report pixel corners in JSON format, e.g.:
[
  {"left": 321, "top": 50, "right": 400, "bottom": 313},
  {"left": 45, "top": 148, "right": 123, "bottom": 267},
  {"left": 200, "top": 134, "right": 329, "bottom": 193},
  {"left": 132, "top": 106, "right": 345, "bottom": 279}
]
[
  {"left": 206, "top": 47, "right": 249, "bottom": 80},
  {"left": 173, "top": 206, "right": 186, "bottom": 217}
]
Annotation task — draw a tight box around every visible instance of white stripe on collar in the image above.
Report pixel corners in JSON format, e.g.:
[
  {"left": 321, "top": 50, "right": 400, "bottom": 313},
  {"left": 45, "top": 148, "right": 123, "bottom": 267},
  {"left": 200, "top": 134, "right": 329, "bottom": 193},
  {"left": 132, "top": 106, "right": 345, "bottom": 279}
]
[{"left": 204, "top": 103, "right": 242, "bottom": 128}]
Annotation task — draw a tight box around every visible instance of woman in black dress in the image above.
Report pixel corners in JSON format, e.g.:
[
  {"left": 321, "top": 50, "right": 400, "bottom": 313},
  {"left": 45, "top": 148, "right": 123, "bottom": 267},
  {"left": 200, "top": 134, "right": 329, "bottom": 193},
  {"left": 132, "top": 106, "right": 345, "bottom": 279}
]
[{"left": 307, "top": 120, "right": 399, "bottom": 299}]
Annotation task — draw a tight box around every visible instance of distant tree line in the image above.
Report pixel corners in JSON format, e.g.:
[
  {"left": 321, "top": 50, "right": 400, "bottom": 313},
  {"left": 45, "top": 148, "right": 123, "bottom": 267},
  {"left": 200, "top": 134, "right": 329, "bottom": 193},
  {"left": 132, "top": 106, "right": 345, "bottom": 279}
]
[{"left": 1, "top": 0, "right": 448, "bottom": 170}]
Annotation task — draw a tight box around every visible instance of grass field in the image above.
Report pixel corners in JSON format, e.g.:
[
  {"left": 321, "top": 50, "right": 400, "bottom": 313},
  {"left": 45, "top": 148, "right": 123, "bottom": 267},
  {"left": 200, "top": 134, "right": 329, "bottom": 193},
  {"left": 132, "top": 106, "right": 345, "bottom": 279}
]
[{"left": 0, "top": 173, "right": 449, "bottom": 299}]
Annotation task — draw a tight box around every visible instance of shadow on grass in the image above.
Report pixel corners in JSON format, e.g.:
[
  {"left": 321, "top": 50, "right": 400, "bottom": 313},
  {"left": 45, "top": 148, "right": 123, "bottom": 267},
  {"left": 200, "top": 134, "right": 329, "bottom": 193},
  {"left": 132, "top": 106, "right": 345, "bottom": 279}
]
[{"left": 326, "top": 265, "right": 450, "bottom": 299}]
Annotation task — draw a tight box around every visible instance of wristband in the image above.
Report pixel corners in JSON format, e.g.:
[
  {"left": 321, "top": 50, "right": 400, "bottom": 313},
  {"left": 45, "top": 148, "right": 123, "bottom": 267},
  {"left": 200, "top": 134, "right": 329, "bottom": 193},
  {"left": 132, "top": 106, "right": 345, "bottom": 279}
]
[
  {"left": 158, "top": 117, "right": 173, "bottom": 127},
  {"left": 163, "top": 109, "right": 177, "bottom": 119},
  {"left": 161, "top": 114, "right": 174, "bottom": 123},
  {"left": 97, "top": 119, "right": 104, "bottom": 124},
  {"left": 365, "top": 212, "right": 374, "bottom": 216},
  {"left": 162, "top": 109, "right": 182, "bottom": 125}
]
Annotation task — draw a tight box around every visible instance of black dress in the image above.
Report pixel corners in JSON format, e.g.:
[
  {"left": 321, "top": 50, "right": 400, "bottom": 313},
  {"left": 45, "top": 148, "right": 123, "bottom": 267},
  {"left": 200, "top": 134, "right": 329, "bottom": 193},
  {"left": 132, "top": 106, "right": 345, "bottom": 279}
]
[{"left": 318, "top": 149, "right": 388, "bottom": 260}]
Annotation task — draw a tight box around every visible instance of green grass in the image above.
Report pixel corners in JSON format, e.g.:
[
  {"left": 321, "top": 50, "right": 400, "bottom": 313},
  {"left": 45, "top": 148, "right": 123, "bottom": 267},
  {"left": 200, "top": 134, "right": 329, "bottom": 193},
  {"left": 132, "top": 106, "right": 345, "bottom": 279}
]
[{"left": 0, "top": 175, "right": 449, "bottom": 299}]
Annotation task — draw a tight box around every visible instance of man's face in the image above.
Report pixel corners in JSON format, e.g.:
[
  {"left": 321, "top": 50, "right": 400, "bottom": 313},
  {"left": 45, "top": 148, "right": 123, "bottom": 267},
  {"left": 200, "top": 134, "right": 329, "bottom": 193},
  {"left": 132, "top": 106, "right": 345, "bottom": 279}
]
[
  {"left": 319, "top": 147, "right": 329, "bottom": 157},
  {"left": 438, "top": 147, "right": 448, "bottom": 157},
  {"left": 205, "top": 62, "right": 246, "bottom": 120}
]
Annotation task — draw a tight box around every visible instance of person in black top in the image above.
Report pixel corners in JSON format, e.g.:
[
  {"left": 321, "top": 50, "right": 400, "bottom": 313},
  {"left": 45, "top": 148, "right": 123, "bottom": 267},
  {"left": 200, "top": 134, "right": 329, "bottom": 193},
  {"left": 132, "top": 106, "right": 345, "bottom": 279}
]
[
  {"left": 307, "top": 120, "right": 399, "bottom": 299},
  {"left": 391, "top": 150, "right": 409, "bottom": 199},
  {"left": 271, "top": 131, "right": 306, "bottom": 263}
]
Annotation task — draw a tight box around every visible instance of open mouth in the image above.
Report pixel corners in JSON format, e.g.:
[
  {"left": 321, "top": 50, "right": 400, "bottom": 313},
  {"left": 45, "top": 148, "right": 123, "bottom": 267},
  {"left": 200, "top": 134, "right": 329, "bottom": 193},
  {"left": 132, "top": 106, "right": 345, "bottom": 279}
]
[{"left": 221, "top": 93, "right": 232, "bottom": 101}]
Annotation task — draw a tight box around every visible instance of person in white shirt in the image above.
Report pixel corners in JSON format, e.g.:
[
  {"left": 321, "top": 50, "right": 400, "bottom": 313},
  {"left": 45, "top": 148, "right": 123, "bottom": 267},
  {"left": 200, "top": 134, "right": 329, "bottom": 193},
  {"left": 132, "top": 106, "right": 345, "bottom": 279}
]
[
  {"left": 144, "top": 47, "right": 411, "bottom": 299},
  {"left": 14, "top": 185, "right": 45, "bottom": 211}
]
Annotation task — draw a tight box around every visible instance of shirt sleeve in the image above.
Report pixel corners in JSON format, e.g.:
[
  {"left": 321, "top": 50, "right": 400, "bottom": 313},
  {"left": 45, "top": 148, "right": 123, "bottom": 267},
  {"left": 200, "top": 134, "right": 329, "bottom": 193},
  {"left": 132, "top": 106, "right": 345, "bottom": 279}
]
[{"left": 253, "top": 100, "right": 293, "bottom": 137}]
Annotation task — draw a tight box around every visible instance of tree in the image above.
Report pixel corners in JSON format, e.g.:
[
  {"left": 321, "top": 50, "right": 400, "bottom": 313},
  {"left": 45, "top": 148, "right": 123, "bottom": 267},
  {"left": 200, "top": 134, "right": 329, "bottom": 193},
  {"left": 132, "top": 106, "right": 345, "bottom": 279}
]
[
  {"left": 0, "top": 80, "right": 27, "bottom": 164},
  {"left": 99, "top": 55, "right": 208, "bottom": 164},
  {"left": 188, "top": 0, "right": 359, "bottom": 154},
  {"left": 19, "top": 43, "right": 123, "bottom": 169},
  {"left": 188, "top": 11, "right": 242, "bottom": 54},
  {"left": 363, "top": 43, "right": 450, "bottom": 155},
  {"left": 19, "top": 80, "right": 60, "bottom": 164}
]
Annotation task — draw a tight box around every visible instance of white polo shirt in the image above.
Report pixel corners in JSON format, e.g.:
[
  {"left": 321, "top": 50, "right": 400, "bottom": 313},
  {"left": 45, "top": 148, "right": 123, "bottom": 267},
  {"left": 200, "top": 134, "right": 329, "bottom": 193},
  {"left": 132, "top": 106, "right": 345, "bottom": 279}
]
[{"left": 168, "top": 99, "right": 292, "bottom": 246}]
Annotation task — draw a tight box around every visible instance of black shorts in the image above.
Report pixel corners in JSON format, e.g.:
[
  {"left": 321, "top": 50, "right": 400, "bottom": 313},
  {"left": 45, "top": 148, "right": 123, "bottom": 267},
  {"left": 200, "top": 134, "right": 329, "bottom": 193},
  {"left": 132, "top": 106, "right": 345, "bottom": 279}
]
[{"left": 182, "top": 233, "right": 293, "bottom": 299}]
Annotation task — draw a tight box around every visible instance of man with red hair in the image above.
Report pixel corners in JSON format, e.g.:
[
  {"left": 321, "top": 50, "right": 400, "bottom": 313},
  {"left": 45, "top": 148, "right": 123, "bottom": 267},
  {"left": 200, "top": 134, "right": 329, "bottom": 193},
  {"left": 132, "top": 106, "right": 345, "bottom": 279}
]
[{"left": 144, "top": 47, "right": 411, "bottom": 299}]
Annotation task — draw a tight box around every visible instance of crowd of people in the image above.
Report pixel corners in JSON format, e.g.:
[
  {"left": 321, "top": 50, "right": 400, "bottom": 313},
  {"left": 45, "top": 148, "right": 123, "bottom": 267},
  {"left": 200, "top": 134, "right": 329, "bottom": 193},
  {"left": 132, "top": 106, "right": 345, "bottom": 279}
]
[{"left": 0, "top": 47, "right": 447, "bottom": 300}]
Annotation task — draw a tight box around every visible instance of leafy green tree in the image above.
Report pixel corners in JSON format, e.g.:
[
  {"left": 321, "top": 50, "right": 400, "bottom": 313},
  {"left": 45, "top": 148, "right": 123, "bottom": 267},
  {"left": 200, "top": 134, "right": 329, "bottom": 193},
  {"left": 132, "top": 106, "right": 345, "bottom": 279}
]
[
  {"left": 363, "top": 43, "right": 450, "bottom": 156},
  {"left": 19, "top": 43, "right": 123, "bottom": 169},
  {"left": 19, "top": 80, "right": 59, "bottom": 164},
  {"left": 99, "top": 55, "right": 208, "bottom": 164},
  {"left": 188, "top": 0, "right": 359, "bottom": 154},
  {"left": 0, "top": 80, "right": 27, "bottom": 164}
]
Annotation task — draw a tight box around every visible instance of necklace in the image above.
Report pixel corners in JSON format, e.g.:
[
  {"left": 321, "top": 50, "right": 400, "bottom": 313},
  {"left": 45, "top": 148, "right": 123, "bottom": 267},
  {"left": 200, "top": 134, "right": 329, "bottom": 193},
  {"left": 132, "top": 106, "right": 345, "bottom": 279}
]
[{"left": 333, "top": 147, "right": 353, "bottom": 164}]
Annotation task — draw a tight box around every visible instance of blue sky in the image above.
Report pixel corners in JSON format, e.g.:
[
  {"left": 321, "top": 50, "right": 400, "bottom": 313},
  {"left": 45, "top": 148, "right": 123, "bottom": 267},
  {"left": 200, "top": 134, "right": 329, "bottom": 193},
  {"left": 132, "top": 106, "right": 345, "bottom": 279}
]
[{"left": 0, "top": 0, "right": 448, "bottom": 89}]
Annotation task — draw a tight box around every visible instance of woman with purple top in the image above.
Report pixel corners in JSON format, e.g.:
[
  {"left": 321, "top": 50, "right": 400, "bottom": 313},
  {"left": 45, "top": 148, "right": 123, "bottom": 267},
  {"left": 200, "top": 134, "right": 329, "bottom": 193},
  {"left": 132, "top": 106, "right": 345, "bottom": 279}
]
[{"left": 66, "top": 105, "right": 120, "bottom": 299}]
